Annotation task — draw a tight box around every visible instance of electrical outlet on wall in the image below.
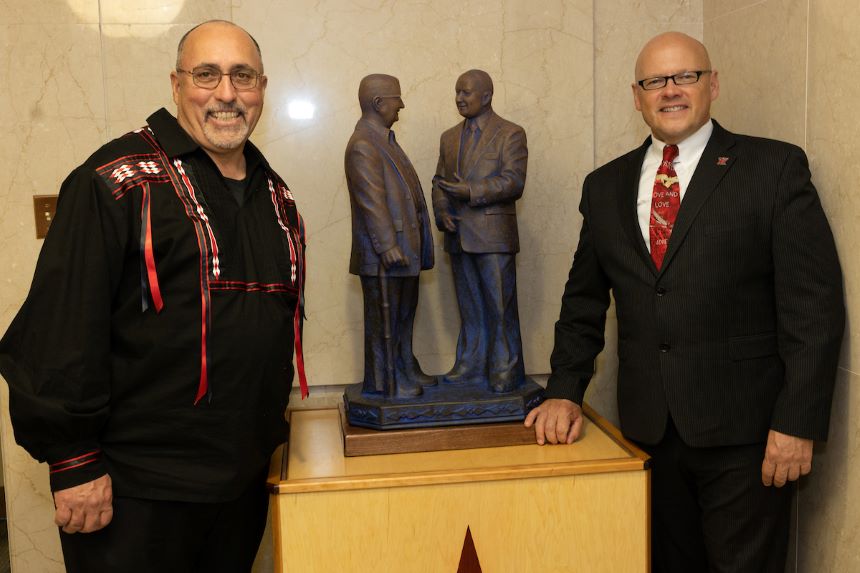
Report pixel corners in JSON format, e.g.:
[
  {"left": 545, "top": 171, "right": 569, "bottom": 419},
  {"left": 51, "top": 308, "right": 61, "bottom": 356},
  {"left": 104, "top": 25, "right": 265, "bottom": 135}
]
[{"left": 33, "top": 195, "right": 58, "bottom": 239}]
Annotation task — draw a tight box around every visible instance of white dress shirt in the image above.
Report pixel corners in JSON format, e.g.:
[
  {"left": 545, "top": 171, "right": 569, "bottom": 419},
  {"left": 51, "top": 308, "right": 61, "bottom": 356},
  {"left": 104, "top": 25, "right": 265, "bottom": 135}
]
[{"left": 637, "top": 120, "right": 714, "bottom": 250}]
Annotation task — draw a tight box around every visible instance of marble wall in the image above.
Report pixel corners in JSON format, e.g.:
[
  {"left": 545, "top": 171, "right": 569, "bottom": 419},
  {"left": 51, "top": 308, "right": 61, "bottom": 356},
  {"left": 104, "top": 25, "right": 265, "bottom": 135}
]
[
  {"left": 1, "top": 1, "right": 601, "bottom": 571},
  {"left": 705, "top": 0, "right": 860, "bottom": 571}
]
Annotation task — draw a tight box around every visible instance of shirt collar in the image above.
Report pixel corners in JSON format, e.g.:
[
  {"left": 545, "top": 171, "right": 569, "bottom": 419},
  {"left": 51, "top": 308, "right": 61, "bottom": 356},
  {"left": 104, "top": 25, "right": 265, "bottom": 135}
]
[
  {"left": 648, "top": 119, "right": 713, "bottom": 162},
  {"left": 359, "top": 117, "right": 394, "bottom": 143},
  {"left": 145, "top": 107, "right": 267, "bottom": 175},
  {"left": 465, "top": 109, "right": 492, "bottom": 133}
]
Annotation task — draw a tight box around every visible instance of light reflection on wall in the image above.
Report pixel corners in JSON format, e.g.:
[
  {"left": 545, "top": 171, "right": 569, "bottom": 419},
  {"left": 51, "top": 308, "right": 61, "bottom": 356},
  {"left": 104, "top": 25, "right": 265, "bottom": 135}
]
[
  {"left": 288, "top": 100, "right": 316, "bottom": 120},
  {"left": 66, "top": 0, "right": 184, "bottom": 35}
]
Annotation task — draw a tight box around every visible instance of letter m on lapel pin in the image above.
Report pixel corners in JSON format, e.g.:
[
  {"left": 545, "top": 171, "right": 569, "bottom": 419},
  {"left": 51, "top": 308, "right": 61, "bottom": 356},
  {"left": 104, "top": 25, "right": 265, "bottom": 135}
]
[{"left": 717, "top": 156, "right": 730, "bottom": 166}]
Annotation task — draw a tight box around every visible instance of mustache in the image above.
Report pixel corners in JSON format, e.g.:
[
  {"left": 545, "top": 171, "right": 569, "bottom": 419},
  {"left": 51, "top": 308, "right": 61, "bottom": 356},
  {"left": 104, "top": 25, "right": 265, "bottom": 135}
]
[{"left": 206, "top": 104, "right": 247, "bottom": 114}]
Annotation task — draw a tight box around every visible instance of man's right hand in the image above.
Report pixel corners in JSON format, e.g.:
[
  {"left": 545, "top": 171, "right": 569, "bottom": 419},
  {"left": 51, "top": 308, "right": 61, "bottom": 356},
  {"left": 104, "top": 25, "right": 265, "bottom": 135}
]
[
  {"left": 380, "top": 245, "right": 408, "bottom": 269},
  {"left": 437, "top": 212, "right": 459, "bottom": 232},
  {"left": 524, "top": 398, "right": 584, "bottom": 445},
  {"left": 53, "top": 474, "right": 113, "bottom": 534}
]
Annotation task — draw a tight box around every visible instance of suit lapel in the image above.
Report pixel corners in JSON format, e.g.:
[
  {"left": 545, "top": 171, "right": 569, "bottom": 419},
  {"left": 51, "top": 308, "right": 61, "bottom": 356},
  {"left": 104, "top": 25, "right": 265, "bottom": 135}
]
[
  {"left": 362, "top": 123, "right": 413, "bottom": 193},
  {"left": 454, "top": 120, "right": 467, "bottom": 177},
  {"left": 617, "top": 139, "right": 655, "bottom": 274},
  {"left": 658, "top": 121, "right": 737, "bottom": 274}
]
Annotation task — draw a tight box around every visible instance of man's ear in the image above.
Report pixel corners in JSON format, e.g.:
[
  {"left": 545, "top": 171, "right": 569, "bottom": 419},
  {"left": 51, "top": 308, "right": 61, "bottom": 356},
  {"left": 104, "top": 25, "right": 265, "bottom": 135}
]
[
  {"left": 171, "top": 71, "right": 181, "bottom": 105},
  {"left": 481, "top": 91, "right": 492, "bottom": 107},
  {"left": 372, "top": 96, "right": 383, "bottom": 112}
]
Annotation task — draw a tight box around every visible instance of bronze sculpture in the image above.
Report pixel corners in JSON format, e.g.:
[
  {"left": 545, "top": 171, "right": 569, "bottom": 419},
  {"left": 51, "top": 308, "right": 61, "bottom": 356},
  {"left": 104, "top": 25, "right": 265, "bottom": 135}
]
[
  {"left": 345, "top": 74, "right": 435, "bottom": 398},
  {"left": 432, "top": 69, "right": 529, "bottom": 393}
]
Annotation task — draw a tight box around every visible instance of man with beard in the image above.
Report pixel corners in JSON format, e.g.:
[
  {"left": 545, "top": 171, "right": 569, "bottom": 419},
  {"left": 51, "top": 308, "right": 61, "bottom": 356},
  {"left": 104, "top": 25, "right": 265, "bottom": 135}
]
[{"left": 0, "top": 20, "right": 306, "bottom": 572}]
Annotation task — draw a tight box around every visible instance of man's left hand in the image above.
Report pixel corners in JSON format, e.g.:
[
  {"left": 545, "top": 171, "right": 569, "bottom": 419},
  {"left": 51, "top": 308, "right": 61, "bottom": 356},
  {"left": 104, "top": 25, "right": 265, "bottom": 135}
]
[
  {"left": 761, "top": 429, "right": 813, "bottom": 487},
  {"left": 437, "top": 178, "right": 471, "bottom": 201}
]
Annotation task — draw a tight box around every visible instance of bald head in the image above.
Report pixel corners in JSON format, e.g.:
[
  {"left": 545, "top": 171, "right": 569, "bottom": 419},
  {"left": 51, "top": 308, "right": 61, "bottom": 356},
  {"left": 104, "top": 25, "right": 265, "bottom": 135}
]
[
  {"left": 635, "top": 32, "right": 711, "bottom": 80},
  {"left": 358, "top": 74, "right": 401, "bottom": 112},
  {"left": 455, "top": 69, "right": 494, "bottom": 119},
  {"left": 631, "top": 31, "right": 719, "bottom": 145},
  {"left": 358, "top": 74, "right": 404, "bottom": 128},
  {"left": 458, "top": 69, "right": 494, "bottom": 95},
  {"left": 177, "top": 20, "right": 263, "bottom": 72}
]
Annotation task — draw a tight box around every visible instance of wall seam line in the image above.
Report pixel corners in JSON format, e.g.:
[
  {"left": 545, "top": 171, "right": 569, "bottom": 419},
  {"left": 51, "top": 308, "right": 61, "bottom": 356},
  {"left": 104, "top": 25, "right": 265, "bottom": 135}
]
[{"left": 98, "top": 0, "right": 110, "bottom": 142}]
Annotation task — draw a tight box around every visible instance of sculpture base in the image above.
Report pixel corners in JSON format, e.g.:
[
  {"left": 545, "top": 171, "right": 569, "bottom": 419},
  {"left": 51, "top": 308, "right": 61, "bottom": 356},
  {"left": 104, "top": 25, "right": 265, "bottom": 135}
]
[{"left": 343, "top": 376, "right": 544, "bottom": 430}]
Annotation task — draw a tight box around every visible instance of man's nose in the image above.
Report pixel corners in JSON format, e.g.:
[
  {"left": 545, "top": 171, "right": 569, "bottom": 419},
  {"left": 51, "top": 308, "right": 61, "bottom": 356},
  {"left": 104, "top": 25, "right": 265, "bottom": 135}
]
[
  {"left": 214, "top": 75, "right": 238, "bottom": 101},
  {"left": 660, "top": 79, "right": 683, "bottom": 97}
]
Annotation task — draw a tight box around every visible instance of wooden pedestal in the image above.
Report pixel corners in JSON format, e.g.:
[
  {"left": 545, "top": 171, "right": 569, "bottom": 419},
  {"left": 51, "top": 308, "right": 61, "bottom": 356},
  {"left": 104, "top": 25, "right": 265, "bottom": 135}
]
[{"left": 268, "top": 404, "right": 650, "bottom": 572}]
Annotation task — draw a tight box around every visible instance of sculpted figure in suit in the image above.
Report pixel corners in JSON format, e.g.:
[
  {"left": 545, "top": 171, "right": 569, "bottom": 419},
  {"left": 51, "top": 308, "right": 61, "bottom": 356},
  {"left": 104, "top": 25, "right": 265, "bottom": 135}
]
[
  {"left": 432, "top": 69, "right": 528, "bottom": 393},
  {"left": 345, "top": 74, "right": 435, "bottom": 397},
  {"left": 526, "top": 33, "right": 844, "bottom": 572}
]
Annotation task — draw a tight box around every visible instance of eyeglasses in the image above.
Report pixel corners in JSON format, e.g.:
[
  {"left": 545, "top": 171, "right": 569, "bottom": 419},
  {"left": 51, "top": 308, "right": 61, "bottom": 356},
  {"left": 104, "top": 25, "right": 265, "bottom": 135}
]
[
  {"left": 176, "top": 65, "right": 262, "bottom": 91},
  {"left": 637, "top": 70, "right": 711, "bottom": 91}
]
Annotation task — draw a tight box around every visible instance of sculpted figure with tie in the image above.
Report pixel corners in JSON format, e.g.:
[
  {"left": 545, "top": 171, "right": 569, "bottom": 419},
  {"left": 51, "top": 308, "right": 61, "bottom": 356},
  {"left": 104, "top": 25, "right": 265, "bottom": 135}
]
[
  {"left": 432, "top": 69, "right": 528, "bottom": 393},
  {"left": 526, "top": 33, "right": 843, "bottom": 572},
  {"left": 345, "top": 74, "right": 435, "bottom": 397}
]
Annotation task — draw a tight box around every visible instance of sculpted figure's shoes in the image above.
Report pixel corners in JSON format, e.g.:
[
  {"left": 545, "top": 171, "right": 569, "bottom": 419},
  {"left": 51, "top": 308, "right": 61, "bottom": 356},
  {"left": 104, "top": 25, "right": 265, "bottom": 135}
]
[
  {"left": 441, "top": 363, "right": 483, "bottom": 385},
  {"left": 395, "top": 378, "right": 423, "bottom": 398},
  {"left": 489, "top": 372, "right": 519, "bottom": 394},
  {"left": 404, "top": 366, "right": 437, "bottom": 387}
]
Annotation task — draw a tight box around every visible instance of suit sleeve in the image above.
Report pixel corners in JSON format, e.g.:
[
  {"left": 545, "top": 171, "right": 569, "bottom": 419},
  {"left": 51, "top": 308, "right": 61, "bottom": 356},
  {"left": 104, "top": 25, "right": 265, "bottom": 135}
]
[
  {"left": 431, "top": 135, "right": 453, "bottom": 230},
  {"left": 770, "top": 147, "right": 844, "bottom": 440},
  {"left": 468, "top": 127, "right": 528, "bottom": 207},
  {"left": 544, "top": 174, "right": 612, "bottom": 404},
  {"left": 0, "top": 165, "right": 127, "bottom": 491},
  {"left": 346, "top": 139, "right": 398, "bottom": 254}
]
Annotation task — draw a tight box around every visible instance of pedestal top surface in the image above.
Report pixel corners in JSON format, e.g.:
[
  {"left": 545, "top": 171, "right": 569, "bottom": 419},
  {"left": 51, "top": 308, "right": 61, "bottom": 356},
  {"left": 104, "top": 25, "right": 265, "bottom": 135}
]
[{"left": 269, "top": 407, "right": 648, "bottom": 494}]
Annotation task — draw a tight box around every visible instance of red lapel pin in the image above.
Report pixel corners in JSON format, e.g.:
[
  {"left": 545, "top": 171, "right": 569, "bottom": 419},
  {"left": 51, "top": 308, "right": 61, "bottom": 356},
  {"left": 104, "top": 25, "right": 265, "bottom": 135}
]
[{"left": 717, "top": 157, "right": 729, "bottom": 166}]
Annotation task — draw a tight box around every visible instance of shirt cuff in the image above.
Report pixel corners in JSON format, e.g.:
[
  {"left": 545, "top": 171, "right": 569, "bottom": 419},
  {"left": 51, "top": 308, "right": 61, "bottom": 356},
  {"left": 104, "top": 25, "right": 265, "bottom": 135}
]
[{"left": 48, "top": 449, "right": 108, "bottom": 492}]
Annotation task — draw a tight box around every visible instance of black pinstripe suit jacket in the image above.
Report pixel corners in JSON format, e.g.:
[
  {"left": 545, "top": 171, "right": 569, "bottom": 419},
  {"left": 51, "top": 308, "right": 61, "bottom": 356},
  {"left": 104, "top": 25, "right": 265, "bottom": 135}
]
[{"left": 545, "top": 120, "right": 844, "bottom": 447}]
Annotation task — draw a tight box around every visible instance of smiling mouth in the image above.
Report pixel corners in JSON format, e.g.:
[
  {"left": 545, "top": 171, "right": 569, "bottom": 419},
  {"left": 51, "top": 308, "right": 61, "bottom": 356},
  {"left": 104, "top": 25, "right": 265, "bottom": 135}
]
[
  {"left": 208, "top": 110, "right": 244, "bottom": 121},
  {"left": 661, "top": 105, "right": 687, "bottom": 112}
]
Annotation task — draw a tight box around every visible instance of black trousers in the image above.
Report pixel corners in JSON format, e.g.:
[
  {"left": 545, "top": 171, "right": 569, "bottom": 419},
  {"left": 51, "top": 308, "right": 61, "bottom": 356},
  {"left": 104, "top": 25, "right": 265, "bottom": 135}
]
[
  {"left": 637, "top": 419, "right": 793, "bottom": 573},
  {"left": 59, "top": 473, "right": 269, "bottom": 573}
]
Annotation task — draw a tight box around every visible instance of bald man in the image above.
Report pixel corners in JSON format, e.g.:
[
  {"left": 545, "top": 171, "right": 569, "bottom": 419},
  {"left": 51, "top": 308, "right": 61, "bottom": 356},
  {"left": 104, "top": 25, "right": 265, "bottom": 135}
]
[
  {"left": 432, "top": 69, "right": 528, "bottom": 393},
  {"left": 0, "top": 20, "right": 305, "bottom": 572},
  {"left": 526, "top": 32, "right": 843, "bottom": 571},
  {"left": 345, "top": 74, "right": 435, "bottom": 397}
]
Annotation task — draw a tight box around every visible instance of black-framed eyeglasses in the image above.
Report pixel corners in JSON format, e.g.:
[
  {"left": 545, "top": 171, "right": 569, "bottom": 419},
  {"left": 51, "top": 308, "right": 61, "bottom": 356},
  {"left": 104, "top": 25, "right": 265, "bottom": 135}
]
[
  {"left": 176, "top": 65, "right": 262, "bottom": 91},
  {"left": 637, "top": 70, "right": 711, "bottom": 91}
]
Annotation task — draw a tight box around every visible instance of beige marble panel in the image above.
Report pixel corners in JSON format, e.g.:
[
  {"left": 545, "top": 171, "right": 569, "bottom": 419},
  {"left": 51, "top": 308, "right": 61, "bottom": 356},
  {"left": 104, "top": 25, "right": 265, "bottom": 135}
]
[
  {"left": 797, "top": 368, "right": 860, "bottom": 572},
  {"left": 807, "top": 0, "right": 860, "bottom": 373},
  {"left": 235, "top": 0, "right": 594, "bottom": 386},
  {"left": 98, "top": 0, "right": 230, "bottom": 25},
  {"left": 1, "top": 0, "right": 99, "bottom": 24},
  {"left": 100, "top": 24, "right": 189, "bottom": 138},
  {"left": 594, "top": 1, "right": 703, "bottom": 166},
  {"left": 703, "top": 0, "right": 769, "bottom": 21},
  {"left": 0, "top": 20, "right": 107, "bottom": 573},
  {"left": 705, "top": 0, "right": 807, "bottom": 147},
  {"left": 799, "top": 5, "right": 860, "bottom": 567}
]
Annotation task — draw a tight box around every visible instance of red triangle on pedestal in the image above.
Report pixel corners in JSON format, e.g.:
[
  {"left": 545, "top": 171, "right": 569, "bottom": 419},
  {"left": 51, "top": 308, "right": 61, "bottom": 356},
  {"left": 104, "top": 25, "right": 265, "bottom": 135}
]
[{"left": 457, "top": 526, "right": 483, "bottom": 573}]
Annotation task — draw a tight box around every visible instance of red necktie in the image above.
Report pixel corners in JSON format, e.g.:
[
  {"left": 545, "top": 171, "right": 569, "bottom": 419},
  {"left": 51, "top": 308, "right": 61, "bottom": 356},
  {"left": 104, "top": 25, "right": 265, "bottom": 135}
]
[{"left": 649, "top": 144, "right": 680, "bottom": 269}]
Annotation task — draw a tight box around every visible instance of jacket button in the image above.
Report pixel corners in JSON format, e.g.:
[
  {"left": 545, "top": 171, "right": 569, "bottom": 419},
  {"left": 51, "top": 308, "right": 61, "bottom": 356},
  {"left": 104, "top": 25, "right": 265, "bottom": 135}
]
[
  {"left": 659, "top": 343, "right": 671, "bottom": 353},
  {"left": 656, "top": 287, "right": 666, "bottom": 296}
]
